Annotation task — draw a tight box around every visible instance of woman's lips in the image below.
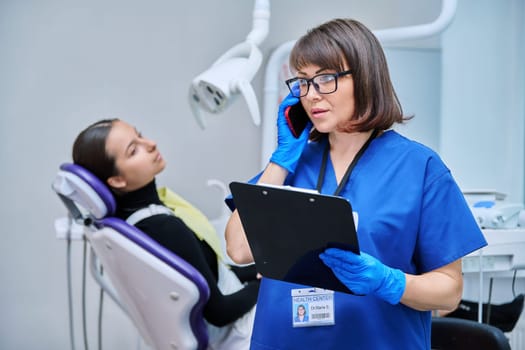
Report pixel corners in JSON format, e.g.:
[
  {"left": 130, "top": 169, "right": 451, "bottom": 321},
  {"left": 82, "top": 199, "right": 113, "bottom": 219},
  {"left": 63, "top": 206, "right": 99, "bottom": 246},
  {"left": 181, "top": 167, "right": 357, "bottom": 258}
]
[{"left": 310, "top": 108, "right": 327, "bottom": 118}]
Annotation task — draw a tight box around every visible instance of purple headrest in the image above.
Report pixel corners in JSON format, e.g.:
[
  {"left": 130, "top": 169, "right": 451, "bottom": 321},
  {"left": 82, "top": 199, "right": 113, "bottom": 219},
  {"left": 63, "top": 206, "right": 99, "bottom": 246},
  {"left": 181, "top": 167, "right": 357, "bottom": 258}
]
[{"left": 55, "top": 163, "right": 117, "bottom": 218}]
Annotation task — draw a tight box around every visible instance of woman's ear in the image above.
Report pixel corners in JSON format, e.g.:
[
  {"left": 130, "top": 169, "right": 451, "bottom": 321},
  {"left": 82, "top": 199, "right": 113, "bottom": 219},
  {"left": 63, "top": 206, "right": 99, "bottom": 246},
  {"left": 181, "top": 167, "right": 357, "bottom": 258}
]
[{"left": 107, "top": 175, "right": 126, "bottom": 190}]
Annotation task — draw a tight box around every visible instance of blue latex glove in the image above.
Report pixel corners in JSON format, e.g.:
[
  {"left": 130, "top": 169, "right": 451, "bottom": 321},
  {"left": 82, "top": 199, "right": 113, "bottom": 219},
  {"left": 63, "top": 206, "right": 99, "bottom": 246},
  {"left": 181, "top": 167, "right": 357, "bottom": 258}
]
[
  {"left": 319, "top": 248, "right": 406, "bottom": 305},
  {"left": 269, "top": 93, "right": 312, "bottom": 173}
]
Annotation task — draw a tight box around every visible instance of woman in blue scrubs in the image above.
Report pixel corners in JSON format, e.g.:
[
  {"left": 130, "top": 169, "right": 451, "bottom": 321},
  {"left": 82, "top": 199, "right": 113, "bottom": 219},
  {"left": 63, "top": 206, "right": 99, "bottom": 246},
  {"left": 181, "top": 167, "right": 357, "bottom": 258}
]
[{"left": 225, "top": 18, "right": 487, "bottom": 349}]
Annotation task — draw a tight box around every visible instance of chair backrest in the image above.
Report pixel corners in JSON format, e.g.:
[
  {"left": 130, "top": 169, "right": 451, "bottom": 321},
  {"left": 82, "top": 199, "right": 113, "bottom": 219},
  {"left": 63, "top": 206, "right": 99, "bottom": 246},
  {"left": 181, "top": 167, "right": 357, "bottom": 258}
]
[
  {"left": 431, "top": 316, "right": 511, "bottom": 350},
  {"left": 53, "top": 163, "right": 210, "bottom": 350}
]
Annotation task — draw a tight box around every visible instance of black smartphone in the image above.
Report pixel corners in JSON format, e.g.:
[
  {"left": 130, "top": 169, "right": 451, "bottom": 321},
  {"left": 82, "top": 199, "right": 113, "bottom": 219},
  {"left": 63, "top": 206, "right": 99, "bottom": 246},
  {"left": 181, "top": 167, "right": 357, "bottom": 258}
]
[{"left": 285, "top": 102, "right": 309, "bottom": 138}]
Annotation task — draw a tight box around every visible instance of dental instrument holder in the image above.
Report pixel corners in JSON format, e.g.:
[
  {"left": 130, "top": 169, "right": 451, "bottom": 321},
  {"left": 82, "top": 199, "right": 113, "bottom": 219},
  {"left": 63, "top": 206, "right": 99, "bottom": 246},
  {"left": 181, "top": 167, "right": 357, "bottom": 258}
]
[
  {"left": 464, "top": 191, "right": 524, "bottom": 229},
  {"left": 53, "top": 163, "right": 211, "bottom": 350},
  {"left": 471, "top": 203, "right": 524, "bottom": 229},
  {"left": 189, "top": 41, "right": 262, "bottom": 129}
]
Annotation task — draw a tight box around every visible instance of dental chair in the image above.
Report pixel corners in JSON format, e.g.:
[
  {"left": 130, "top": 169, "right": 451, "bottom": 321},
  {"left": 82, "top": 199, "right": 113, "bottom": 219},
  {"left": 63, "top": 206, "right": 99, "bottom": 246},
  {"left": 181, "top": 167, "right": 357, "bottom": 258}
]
[
  {"left": 431, "top": 316, "right": 511, "bottom": 350},
  {"left": 53, "top": 163, "right": 211, "bottom": 350}
]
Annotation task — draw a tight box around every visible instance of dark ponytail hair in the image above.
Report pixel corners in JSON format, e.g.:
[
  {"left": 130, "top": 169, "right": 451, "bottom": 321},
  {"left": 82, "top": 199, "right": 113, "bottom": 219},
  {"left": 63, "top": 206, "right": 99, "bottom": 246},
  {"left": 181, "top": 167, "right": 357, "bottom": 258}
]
[{"left": 72, "top": 118, "right": 119, "bottom": 182}]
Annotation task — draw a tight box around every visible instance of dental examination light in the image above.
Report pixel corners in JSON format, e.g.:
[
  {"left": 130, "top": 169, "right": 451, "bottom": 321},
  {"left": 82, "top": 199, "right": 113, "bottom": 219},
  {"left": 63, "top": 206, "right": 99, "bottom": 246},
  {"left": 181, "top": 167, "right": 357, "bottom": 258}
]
[{"left": 189, "top": 0, "right": 270, "bottom": 129}]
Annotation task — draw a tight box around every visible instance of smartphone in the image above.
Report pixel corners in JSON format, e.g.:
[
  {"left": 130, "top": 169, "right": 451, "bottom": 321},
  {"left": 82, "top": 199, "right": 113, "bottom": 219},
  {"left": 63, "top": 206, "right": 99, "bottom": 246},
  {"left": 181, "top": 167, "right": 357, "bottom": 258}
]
[{"left": 285, "top": 102, "right": 309, "bottom": 138}]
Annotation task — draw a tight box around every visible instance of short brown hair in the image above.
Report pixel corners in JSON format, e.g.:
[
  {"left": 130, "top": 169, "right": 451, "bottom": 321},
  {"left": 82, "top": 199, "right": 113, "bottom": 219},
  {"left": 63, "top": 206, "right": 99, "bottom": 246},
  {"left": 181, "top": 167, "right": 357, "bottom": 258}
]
[{"left": 289, "top": 18, "right": 410, "bottom": 139}]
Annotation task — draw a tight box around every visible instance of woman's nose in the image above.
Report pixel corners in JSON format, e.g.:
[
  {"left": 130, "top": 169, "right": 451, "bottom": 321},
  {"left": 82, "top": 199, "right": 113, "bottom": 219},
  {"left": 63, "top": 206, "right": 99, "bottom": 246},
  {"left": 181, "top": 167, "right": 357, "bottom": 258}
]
[
  {"left": 304, "top": 83, "right": 322, "bottom": 99},
  {"left": 142, "top": 138, "right": 157, "bottom": 151}
]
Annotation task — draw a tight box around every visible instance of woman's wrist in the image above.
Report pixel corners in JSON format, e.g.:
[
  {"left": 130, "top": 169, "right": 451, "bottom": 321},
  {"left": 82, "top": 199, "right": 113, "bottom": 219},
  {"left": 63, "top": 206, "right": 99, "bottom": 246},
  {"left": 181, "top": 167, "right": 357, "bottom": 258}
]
[{"left": 258, "top": 162, "right": 288, "bottom": 185}]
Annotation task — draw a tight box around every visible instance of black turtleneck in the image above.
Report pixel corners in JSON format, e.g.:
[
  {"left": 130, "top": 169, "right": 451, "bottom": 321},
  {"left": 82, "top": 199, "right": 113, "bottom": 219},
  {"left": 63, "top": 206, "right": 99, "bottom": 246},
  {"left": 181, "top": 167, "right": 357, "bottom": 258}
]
[{"left": 114, "top": 180, "right": 259, "bottom": 327}]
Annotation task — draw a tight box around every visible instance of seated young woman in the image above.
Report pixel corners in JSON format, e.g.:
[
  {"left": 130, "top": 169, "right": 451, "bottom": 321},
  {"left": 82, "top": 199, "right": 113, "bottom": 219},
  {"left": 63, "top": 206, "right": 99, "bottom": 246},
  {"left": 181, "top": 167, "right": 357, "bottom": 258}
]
[{"left": 72, "top": 118, "right": 259, "bottom": 349}]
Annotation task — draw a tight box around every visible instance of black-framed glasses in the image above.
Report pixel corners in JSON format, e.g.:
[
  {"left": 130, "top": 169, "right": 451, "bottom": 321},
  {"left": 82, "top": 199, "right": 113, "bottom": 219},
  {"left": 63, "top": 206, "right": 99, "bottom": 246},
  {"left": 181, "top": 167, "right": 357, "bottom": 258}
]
[{"left": 285, "top": 70, "right": 353, "bottom": 98}]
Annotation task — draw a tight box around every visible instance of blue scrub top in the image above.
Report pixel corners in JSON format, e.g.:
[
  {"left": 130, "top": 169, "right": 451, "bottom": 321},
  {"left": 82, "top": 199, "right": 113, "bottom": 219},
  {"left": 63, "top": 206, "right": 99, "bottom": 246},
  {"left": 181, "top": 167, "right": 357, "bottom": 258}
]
[{"left": 233, "top": 130, "right": 487, "bottom": 350}]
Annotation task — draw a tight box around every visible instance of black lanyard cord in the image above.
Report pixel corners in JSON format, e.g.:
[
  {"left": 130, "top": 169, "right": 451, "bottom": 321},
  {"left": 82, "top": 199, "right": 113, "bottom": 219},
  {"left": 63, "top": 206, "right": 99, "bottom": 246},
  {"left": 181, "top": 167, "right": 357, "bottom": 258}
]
[{"left": 316, "top": 129, "right": 378, "bottom": 196}]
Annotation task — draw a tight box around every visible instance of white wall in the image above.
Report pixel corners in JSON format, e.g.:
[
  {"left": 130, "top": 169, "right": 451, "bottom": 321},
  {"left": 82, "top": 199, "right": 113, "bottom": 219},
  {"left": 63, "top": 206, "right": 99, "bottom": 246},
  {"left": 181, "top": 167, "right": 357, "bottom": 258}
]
[
  {"left": 387, "top": 47, "right": 442, "bottom": 151},
  {"left": 0, "top": 0, "right": 522, "bottom": 348},
  {"left": 440, "top": 0, "right": 525, "bottom": 203}
]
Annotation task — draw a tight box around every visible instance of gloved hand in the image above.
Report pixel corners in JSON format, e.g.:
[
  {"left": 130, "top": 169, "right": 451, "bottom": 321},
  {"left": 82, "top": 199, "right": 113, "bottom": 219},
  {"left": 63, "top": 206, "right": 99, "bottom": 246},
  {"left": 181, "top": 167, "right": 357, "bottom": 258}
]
[
  {"left": 319, "top": 248, "right": 406, "bottom": 305},
  {"left": 269, "top": 93, "right": 312, "bottom": 173}
]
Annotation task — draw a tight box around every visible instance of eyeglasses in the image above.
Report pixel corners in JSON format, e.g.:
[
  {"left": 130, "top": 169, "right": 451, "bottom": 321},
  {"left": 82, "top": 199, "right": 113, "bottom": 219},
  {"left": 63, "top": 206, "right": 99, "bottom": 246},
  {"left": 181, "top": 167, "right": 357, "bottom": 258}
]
[{"left": 285, "top": 70, "right": 353, "bottom": 98}]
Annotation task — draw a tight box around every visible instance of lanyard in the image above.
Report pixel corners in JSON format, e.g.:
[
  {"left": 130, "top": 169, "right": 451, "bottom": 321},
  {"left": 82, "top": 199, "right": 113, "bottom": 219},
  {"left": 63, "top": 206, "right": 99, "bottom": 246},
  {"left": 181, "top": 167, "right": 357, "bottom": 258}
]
[{"left": 316, "top": 129, "right": 378, "bottom": 196}]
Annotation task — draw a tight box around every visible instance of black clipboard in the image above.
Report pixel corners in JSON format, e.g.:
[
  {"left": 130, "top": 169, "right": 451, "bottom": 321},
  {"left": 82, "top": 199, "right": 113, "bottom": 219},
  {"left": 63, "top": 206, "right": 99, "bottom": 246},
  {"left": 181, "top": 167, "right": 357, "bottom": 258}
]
[{"left": 229, "top": 181, "right": 360, "bottom": 294}]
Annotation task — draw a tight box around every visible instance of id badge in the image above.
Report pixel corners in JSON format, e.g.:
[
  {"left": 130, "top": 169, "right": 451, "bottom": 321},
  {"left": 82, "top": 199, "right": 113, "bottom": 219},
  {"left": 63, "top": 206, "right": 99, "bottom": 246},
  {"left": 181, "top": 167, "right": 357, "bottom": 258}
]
[{"left": 291, "top": 287, "right": 335, "bottom": 327}]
